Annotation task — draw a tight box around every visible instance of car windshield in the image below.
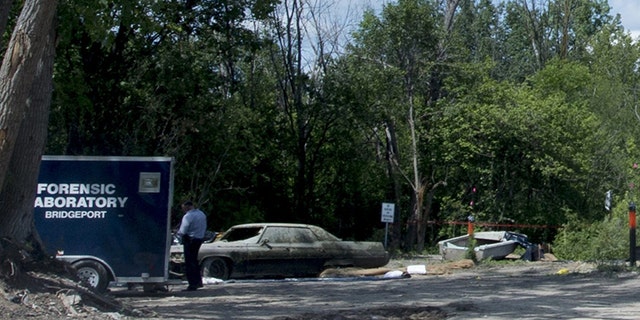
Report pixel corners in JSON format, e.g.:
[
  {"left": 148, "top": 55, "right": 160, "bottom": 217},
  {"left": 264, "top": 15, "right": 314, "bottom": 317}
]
[{"left": 220, "top": 226, "right": 264, "bottom": 242}]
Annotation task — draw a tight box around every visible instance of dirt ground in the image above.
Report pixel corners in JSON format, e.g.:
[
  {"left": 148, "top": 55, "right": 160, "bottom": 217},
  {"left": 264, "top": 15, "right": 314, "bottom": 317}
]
[{"left": 2, "top": 255, "right": 640, "bottom": 319}]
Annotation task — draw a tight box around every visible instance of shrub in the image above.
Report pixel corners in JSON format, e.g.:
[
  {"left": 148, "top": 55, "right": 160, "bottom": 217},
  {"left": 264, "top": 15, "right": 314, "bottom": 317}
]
[{"left": 553, "top": 207, "right": 629, "bottom": 262}]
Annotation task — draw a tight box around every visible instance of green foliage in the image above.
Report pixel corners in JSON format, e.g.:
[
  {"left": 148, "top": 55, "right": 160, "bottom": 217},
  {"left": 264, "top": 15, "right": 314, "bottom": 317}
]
[
  {"left": 41, "top": 0, "right": 640, "bottom": 250},
  {"left": 553, "top": 203, "right": 629, "bottom": 261},
  {"left": 465, "top": 236, "right": 478, "bottom": 263},
  {"left": 433, "top": 68, "right": 604, "bottom": 242}
]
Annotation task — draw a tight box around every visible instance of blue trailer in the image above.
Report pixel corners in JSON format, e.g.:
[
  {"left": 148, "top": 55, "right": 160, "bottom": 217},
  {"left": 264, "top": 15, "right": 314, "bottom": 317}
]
[{"left": 34, "top": 156, "right": 174, "bottom": 292}]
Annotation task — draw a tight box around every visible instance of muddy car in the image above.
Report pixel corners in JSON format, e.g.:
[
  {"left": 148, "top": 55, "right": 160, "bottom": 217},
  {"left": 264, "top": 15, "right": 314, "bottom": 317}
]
[{"left": 170, "top": 223, "right": 389, "bottom": 280}]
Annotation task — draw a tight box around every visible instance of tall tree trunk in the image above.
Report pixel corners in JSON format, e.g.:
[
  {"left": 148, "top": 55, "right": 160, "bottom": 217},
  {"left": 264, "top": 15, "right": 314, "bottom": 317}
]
[
  {"left": 417, "top": 181, "right": 446, "bottom": 250},
  {"left": 292, "top": 0, "right": 309, "bottom": 221},
  {"left": 406, "top": 90, "right": 424, "bottom": 252},
  {"left": 385, "top": 121, "right": 402, "bottom": 251},
  {"left": 272, "top": 0, "right": 312, "bottom": 222},
  {"left": 410, "top": 0, "right": 458, "bottom": 251},
  {"left": 0, "top": 0, "right": 58, "bottom": 244}
]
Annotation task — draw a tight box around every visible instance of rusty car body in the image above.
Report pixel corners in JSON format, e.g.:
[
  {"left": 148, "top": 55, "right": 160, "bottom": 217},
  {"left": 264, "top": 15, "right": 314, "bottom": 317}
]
[{"left": 170, "top": 223, "right": 390, "bottom": 280}]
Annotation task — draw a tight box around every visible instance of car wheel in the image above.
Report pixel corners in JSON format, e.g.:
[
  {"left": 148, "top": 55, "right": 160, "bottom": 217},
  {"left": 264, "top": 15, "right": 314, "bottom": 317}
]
[
  {"left": 72, "top": 260, "right": 110, "bottom": 292},
  {"left": 201, "top": 257, "right": 230, "bottom": 280}
]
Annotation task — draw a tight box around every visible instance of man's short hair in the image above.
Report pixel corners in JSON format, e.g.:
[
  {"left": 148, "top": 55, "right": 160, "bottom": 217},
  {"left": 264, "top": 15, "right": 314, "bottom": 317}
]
[{"left": 182, "top": 201, "right": 194, "bottom": 207}]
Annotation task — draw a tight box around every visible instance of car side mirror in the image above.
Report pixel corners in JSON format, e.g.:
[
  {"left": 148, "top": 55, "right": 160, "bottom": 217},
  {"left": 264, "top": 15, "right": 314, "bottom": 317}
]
[{"left": 261, "top": 239, "right": 272, "bottom": 249}]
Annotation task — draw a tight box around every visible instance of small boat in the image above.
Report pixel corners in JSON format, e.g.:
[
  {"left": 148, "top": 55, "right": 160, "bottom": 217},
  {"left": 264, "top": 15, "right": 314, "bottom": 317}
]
[{"left": 437, "top": 231, "right": 522, "bottom": 261}]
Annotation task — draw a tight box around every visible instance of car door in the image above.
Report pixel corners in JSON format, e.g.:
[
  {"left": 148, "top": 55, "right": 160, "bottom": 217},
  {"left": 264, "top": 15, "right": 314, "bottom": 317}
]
[
  {"left": 284, "top": 227, "right": 326, "bottom": 276},
  {"left": 245, "top": 226, "right": 298, "bottom": 278}
]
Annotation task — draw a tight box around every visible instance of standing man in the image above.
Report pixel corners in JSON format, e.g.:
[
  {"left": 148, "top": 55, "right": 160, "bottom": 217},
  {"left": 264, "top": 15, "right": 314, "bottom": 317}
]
[{"left": 177, "top": 201, "right": 207, "bottom": 291}]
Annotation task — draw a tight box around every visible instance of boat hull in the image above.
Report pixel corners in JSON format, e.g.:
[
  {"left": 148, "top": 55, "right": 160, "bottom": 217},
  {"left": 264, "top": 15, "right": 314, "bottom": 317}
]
[{"left": 438, "top": 231, "right": 519, "bottom": 261}]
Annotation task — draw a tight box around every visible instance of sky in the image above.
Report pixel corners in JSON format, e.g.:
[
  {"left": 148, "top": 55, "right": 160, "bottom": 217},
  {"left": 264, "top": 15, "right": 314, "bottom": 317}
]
[{"left": 608, "top": 0, "right": 640, "bottom": 38}]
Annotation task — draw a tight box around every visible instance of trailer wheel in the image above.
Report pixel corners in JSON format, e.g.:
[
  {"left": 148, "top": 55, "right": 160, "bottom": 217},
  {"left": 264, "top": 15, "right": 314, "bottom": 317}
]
[
  {"left": 73, "top": 260, "right": 109, "bottom": 292},
  {"left": 201, "top": 257, "right": 230, "bottom": 280}
]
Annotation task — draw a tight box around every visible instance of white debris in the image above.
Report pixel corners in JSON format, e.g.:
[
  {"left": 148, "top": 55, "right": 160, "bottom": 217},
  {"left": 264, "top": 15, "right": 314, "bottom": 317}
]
[
  {"left": 383, "top": 270, "right": 405, "bottom": 278},
  {"left": 407, "top": 265, "right": 427, "bottom": 275},
  {"left": 203, "top": 277, "right": 224, "bottom": 284}
]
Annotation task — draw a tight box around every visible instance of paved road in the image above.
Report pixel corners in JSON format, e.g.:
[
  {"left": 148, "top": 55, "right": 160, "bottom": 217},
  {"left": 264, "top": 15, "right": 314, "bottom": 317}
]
[{"left": 113, "top": 262, "right": 640, "bottom": 319}]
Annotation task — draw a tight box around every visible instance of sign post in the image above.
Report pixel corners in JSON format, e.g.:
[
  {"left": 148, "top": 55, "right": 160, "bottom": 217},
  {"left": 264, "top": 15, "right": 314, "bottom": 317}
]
[
  {"left": 630, "top": 202, "right": 636, "bottom": 267},
  {"left": 381, "top": 203, "right": 395, "bottom": 249}
]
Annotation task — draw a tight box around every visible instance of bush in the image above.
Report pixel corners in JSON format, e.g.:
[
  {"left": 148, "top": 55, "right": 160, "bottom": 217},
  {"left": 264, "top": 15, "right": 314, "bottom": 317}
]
[{"left": 553, "top": 209, "right": 628, "bottom": 262}]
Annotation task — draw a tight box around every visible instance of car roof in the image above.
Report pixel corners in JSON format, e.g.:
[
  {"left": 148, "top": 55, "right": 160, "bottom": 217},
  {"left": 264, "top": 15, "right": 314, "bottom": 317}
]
[
  {"left": 230, "top": 223, "right": 317, "bottom": 229},
  {"left": 228, "top": 223, "right": 341, "bottom": 240}
]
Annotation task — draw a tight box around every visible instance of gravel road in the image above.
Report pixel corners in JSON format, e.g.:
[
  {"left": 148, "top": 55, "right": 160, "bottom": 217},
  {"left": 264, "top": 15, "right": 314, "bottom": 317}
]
[{"left": 112, "top": 259, "right": 640, "bottom": 319}]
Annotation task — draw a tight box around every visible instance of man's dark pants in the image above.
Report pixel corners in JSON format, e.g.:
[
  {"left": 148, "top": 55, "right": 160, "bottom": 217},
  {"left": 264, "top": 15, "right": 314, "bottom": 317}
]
[{"left": 182, "top": 235, "right": 204, "bottom": 288}]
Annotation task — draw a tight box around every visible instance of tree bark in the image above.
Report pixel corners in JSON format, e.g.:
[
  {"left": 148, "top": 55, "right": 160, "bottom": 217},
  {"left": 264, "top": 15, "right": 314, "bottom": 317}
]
[
  {"left": 0, "top": 0, "right": 58, "bottom": 244},
  {"left": 384, "top": 121, "right": 402, "bottom": 252}
]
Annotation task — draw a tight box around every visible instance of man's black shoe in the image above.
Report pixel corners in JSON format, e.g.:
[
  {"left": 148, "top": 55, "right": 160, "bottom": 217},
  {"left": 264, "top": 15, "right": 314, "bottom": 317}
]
[{"left": 182, "top": 286, "right": 198, "bottom": 292}]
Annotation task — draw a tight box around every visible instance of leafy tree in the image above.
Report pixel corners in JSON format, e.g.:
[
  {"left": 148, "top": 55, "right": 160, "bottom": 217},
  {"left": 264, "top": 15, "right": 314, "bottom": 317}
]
[
  {"left": 347, "top": 0, "right": 467, "bottom": 251},
  {"left": 49, "top": 0, "right": 277, "bottom": 229},
  {"left": 251, "top": 0, "right": 383, "bottom": 233},
  {"left": 24, "top": 0, "right": 640, "bottom": 258},
  {"left": 451, "top": 0, "right": 502, "bottom": 64},
  {"left": 432, "top": 60, "right": 604, "bottom": 243},
  {"left": 496, "top": 0, "right": 612, "bottom": 81}
]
